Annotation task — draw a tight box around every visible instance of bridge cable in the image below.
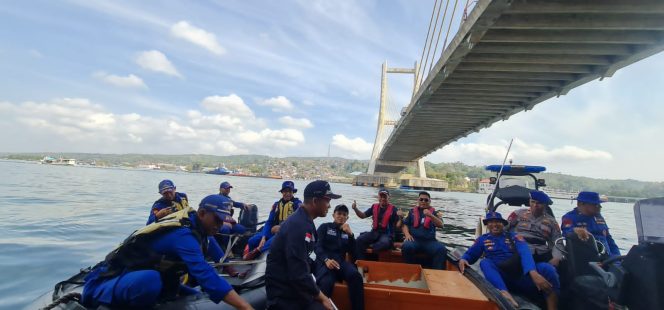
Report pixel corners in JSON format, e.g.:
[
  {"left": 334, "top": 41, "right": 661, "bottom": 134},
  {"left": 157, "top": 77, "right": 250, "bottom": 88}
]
[
  {"left": 442, "top": 0, "right": 461, "bottom": 56},
  {"left": 428, "top": 0, "right": 451, "bottom": 74},
  {"left": 418, "top": 0, "right": 438, "bottom": 87},
  {"left": 420, "top": 0, "right": 443, "bottom": 86}
]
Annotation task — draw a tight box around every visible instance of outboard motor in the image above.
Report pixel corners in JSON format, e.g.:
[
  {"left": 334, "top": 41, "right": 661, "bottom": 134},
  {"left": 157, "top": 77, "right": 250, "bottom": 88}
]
[
  {"left": 239, "top": 204, "right": 259, "bottom": 233},
  {"left": 618, "top": 198, "right": 664, "bottom": 310}
]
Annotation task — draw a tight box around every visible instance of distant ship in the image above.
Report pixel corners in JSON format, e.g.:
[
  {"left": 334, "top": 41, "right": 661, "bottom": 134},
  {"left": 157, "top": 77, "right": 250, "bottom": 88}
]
[
  {"left": 40, "top": 157, "right": 76, "bottom": 166},
  {"left": 206, "top": 164, "right": 231, "bottom": 175}
]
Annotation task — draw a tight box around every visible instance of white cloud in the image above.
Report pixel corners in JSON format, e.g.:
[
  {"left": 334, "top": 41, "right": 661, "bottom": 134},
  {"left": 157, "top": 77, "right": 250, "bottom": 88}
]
[
  {"left": 135, "top": 50, "right": 181, "bottom": 77},
  {"left": 0, "top": 97, "right": 307, "bottom": 155},
  {"left": 93, "top": 71, "right": 147, "bottom": 89},
  {"left": 426, "top": 139, "right": 612, "bottom": 166},
  {"left": 201, "top": 94, "right": 254, "bottom": 119},
  {"left": 279, "top": 116, "right": 314, "bottom": 128},
  {"left": 257, "top": 96, "right": 293, "bottom": 111},
  {"left": 171, "top": 21, "right": 225, "bottom": 55},
  {"left": 331, "top": 134, "right": 373, "bottom": 158}
]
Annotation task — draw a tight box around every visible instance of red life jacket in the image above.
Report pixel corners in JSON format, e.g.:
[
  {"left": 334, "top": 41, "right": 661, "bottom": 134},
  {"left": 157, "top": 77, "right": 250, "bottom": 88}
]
[
  {"left": 413, "top": 207, "right": 436, "bottom": 229},
  {"left": 371, "top": 203, "right": 395, "bottom": 230}
]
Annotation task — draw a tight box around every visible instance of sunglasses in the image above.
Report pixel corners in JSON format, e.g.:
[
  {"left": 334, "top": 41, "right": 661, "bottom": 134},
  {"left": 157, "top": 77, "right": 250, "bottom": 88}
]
[{"left": 419, "top": 198, "right": 430, "bottom": 202}]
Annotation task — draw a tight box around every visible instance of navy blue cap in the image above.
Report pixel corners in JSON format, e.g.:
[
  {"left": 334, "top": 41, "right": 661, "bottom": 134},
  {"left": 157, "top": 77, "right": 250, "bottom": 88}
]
[
  {"left": 483, "top": 212, "right": 508, "bottom": 225},
  {"left": 198, "top": 195, "right": 231, "bottom": 221},
  {"left": 219, "top": 181, "right": 233, "bottom": 189},
  {"left": 576, "top": 191, "right": 602, "bottom": 205},
  {"left": 158, "top": 179, "right": 175, "bottom": 194},
  {"left": 304, "top": 180, "right": 341, "bottom": 199},
  {"left": 279, "top": 180, "right": 297, "bottom": 193},
  {"left": 530, "top": 190, "right": 553, "bottom": 205}
]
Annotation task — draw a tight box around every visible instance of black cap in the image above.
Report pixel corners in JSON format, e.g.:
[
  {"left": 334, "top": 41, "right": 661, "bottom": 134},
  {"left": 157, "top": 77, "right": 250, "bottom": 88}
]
[
  {"left": 303, "top": 180, "right": 341, "bottom": 199},
  {"left": 334, "top": 204, "right": 349, "bottom": 213}
]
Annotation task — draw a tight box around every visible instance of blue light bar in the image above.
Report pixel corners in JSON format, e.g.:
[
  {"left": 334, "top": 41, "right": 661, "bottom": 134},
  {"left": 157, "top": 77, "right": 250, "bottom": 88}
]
[{"left": 485, "top": 165, "right": 546, "bottom": 174}]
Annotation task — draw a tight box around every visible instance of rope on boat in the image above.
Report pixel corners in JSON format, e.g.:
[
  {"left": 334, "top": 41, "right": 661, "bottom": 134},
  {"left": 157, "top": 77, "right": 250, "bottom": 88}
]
[{"left": 41, "top": 292, "right": 82, "bottom": 310}]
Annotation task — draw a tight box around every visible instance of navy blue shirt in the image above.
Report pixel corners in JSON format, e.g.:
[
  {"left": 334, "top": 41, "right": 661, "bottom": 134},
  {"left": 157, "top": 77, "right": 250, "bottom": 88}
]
[
  {"left": 315, "top": 222, "right": 358, "bottom": 264},
  {"left": 266, "top": 207, "right": 320, "bottom": 306},
  {"left": 561, "top": 208, "right": 621, "bottom": 256},
  {"left": 462, "top": 232, "right": 536, "bottom": 276},
  {"left": 146, "top": 192, "right": 188, "bottom": 225}
]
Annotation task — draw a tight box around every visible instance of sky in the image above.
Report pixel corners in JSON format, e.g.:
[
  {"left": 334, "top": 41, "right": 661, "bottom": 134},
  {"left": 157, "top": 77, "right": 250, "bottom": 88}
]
[{"left": 0, "top": 1, "right": 663, "bottom": 182}]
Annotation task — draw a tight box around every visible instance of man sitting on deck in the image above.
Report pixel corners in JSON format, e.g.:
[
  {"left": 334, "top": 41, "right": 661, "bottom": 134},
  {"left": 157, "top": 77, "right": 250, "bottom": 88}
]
[
  {"left": 146, "top": 179, "right": 189, "bottom": 225},
  {"left": 314, "top": 204, "right": 364, "bottom": 310},
  {"left": 561, "top": 191, "right": 621, "bottom": 257},
  {"left": 401, "top": 191, "right": 447, "bottom": 269},
  {"left": 459, "top": 212, "right": 559, "bottom": 309},
  {"left": 352, "top": 189, "right": 402, "bottom": 259},
  {"left": 216, "top": 181, "right": 248, "bottom": 249},
  {"left": 507, "top": 190, "right": 563, "bottom": 266},
  {"left": 244, "top": 181, "right": 302, "bottom": 260}
]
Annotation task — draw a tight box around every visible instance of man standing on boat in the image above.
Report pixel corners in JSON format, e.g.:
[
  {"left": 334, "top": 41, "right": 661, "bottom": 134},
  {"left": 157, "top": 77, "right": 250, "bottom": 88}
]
[
  {"left": 352, "top": 189, "right": 402, "bottom": 259},
  {"left": 561, "top": 191, "right": 621, "bottom": 257},
  {"left": 507, "top": 190, "right": 563, "bottom": 266},
  {"left": 314, "top": 204, "right": 364, "bottom": 310},
  {"left": 266, "top": 180, "right": 340, "bottom": 310},
  {"left": 401, "top": 191, "right": 447, "bottom": 269},
  {"left": 244, "top": 181, "right": 302, "bottom": 260},
  {"left": 459, "top": 212, "right": 559, "bottom": 309},
  {"left": 146, "top": 179, "right": 189, "bottom": 225},
  {"left": 81, "top": 195, "right": 252, "bottom": 309}
]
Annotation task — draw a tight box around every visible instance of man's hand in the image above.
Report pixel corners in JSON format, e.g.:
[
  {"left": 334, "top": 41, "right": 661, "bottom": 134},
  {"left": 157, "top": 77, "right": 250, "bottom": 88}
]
[
  {"left": 341, "top": 223, "right": 353, "bottom": 235},
  {"left": 155, "top": 208, "right": 172, "bottom": 219},
  {"left": 222, "top": 222, "right": 233, "bottom": 229},
  {"left": 258, "top": 236, "right": 266, "bottom": 249},
  {"left": 529, "top": 270, "right": 553, "bottom": 293},
  {"left": 458, "top": 258, "right": 471, "bottom": 274},
  {"left": 404, "top": 234, "right": 414, "bottom": 242},
  {"left": 316, "top": 292, "right": 334, "bottom": 310},
  {"left": 325, "top": 259, "right": 341, "bottom": 270},
  {"left": 223, "top": 290, "right": 254, "bottom": 310},
  {"left": 271, "top": 225, "right": 281, "bottom": 234},
  {"left": 397, "top": 210, "right": 404, "bottom": 217},
  {"left": 423, "top": 209, "right": 432, "bottom": 217},
  {"left": 352, "top": 200, "right": 358, "bottom": 210},
  {"left": 243, "top": 203, "right": 250, "bottom": 211},
  {"left": 574, "top": 227, "right": 591, "bottom": 241}
]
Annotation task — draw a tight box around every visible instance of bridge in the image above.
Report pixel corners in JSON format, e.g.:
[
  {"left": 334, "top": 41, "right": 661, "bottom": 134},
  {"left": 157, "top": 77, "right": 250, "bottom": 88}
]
[{"left": 357, "top": 0, "right": 664, "bottom": 190}]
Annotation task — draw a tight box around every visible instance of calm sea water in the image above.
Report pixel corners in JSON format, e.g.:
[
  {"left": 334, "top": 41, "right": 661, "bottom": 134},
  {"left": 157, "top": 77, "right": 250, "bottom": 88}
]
[{"left": 0, "top": 160, "right": 637, "bottom": 309}]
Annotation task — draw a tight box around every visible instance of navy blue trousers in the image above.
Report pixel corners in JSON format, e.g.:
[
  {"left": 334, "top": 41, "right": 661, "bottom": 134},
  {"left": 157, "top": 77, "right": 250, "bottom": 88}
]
[
  {"left": 480, "top": 259, "right": 560, "bottom": 297},
  {"left": 315, "top": 261, "right": 364, "bottom": 310},
  {"left": 356, "top": 231, "right": 391, "bottom": 260},
  {"left": 402, "top": 239, "right": 447, "bottom": 270}
]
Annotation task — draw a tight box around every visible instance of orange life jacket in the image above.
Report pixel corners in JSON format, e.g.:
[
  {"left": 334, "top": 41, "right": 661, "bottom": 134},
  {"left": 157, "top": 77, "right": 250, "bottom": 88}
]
[{"left": 413, "top": 207, "right": 436, "bottom": 229}]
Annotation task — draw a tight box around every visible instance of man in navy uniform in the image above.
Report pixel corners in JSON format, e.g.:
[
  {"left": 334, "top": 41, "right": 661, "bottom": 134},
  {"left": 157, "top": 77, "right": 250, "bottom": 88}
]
[
  {"left": 507, "top": 190, "right": 563, "bottom": 265},
  {"left": 459, "top": 212, "right": 559, "bottom": 310},
  {"left": 561, "top": 191, "right": 621, "bottom": 257},
  {"left": 401, "top": 191, "right": 446, "bottom": 269},
  {"left": 244, "top": 180, "right": 302, "bottom": 260},
  {"left": 314, "top": 204, "right": 364, "bottom": 310},
  {"left": 217, "top": 181, "right": 248, "bottom": 248},
  {"left": 351, "top": 189, "right": 402, "bottom": 259},
  {"left": 266, "top": 180, "right": 340, "bottom": 310},
  {"left": 146, "top": 179, "right": 189, "bottom": 224},
  {"left": 82, "top": 195, "right": 252, "bottom": 309}
]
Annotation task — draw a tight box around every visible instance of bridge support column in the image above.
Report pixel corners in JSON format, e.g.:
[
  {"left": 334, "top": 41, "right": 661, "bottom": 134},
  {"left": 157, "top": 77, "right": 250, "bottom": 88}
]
[{"left": 417, "top": 158, "right": 426, "bottom": 178}]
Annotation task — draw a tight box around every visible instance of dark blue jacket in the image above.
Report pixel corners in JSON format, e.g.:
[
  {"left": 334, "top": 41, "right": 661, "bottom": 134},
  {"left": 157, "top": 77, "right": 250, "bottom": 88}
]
[
  {"left": 315, "top": 222, "right": 357, "bottom": 264},
  {"left": 403, "top": 208, "right": 438, "bottom": 241},
  {"left": 146, "top": 192, "right": 188, "bottom": 225},
  {"left": 462, "top": 232, "right": 536, "bottom": 276},
  {"left": 561, "top": 208, "right": 621, "bottom": 256},
  {"left": 218, "top": 193, "right": 245, "bottom": 210},
  {"left": 266, "top": 207, "right": 319, "bottom": 306}
]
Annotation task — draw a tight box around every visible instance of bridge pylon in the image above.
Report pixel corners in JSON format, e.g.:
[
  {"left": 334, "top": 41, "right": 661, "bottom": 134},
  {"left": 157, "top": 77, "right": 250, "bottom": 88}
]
[{"left": 357, "top": 61, "right": 447, "bottom": 191}]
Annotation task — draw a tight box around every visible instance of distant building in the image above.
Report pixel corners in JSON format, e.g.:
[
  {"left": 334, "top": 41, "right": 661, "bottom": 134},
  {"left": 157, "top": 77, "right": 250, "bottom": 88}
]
[{"left": 477, "top": 178, "right": 494, "bottom": 194}]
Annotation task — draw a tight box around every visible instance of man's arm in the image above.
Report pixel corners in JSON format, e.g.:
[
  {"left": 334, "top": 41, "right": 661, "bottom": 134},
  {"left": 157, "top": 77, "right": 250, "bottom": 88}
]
[
  {"left": 460, "top": 237, "right": 485, "bottom": 265},
  {"left": 548, "top": 218, "right": 564, "bottom": 260},
  {"left": 514, "top": 234, "right": 536, "bottom": 275},
  {"left": 262, "top": 203, "right": 278, "bottom": 238},
  {"left": 171, "top": 233, "right": 235, "bottom": 304},
  {"left": 351, "top": 201, "right": 368, "bottom": 219},
  {"left": 207, "top": 236, "right": 225, "bottom": 262},
  {"left": 605, "top": 229, "right": 621, "bottom": 256},
  {"left": 507, "top": 211, "right": 519, "bottom": 232},
  {"left": 426, "top": 209, "right": 444, "bottom": 228}
]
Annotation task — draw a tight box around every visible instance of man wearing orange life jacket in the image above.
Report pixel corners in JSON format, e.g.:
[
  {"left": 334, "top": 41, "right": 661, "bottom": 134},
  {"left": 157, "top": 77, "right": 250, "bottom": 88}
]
[
  {"left": 352, "top": 189, "right": 402, "bottom": 260},
  {"left": 401, "top": 191, "right": 447, "bottom": 269}
]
